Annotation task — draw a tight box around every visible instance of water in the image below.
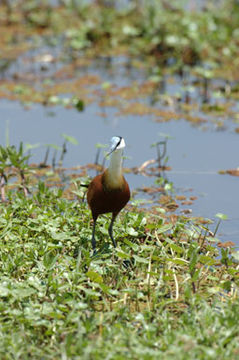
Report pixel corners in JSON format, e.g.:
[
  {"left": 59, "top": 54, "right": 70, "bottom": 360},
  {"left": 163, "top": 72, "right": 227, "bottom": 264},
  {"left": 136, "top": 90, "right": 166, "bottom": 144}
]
[{"left": 0, "top": 97, "right": 238, "bottom": 245}]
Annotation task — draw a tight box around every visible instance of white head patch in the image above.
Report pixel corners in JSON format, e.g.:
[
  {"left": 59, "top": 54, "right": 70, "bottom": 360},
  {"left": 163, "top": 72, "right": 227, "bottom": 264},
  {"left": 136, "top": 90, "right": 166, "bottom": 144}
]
[{"left": 109, "top": 136, "right": 125, "bottom": 153}]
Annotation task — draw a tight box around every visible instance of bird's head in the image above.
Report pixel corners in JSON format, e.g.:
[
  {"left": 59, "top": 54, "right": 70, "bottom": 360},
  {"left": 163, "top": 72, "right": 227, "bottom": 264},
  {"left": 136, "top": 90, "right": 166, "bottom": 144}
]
[{"left": 108, "top": 136, "right": 125, "bottom": 155}]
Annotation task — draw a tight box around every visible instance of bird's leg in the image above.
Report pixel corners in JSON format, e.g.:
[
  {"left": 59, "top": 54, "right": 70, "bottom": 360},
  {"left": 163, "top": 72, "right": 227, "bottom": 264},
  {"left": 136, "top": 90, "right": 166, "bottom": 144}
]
[
  {"left": 108, "top": 213, "right": 117, "bottom": 248},
  {"left": 91, "top": 218, "right": 97, "bottom": 255}
]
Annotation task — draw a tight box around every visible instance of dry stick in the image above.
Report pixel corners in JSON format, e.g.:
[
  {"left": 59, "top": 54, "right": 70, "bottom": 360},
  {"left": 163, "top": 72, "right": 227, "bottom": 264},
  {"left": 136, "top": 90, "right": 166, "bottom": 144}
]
[
  {"left": 137, "top": 159, "right": 156, "bottom": 173},
  {"left": 123, "top": 293, "right": 127, "bottom": 306}
]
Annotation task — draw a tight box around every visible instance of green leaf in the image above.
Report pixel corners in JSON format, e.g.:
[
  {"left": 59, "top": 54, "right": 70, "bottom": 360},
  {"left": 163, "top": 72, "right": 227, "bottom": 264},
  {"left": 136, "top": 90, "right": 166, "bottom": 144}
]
[
  {"left": 45, "top": 143, "right": 61, "bottom": 150},
  {"left": 220, "top": 281, "right": 231, "bottom": 292},
  {"left": 189, "top": 250, "right": 198, "bottom": 273},
  {"left": 86, "top": 271, "right": 103, "bottom": 284},
  {"left": 95, "top": 143, "right": 107, "bottom": 149},
  {"left": 116, "top": 251, "right": 131, "bottom": 259},
  {"left": 73, "top": 98, "right": 85, "bottom": 111},
  {"left": 157, "top": 223, "right": 173, "bottom": 234},
  {"left": 123, "top": 239, "right": 138, "bottom": 250},
  {"left": 158, "top": 132, "right": 174, "bottom": 139},
  {"left": 50, "top": 231, "right": 69, "bottom": 241},
  {"left": 231, "top": 251, "right": 239, "bottom": 261},
  {"left": 215, "top": 213, "right": 228, "bottom": 220},
  {"left": 191, "top": 268, "right": 200, "bottom": 281},
  {"left": 24, "top": 143, "right": 41, "bottom": 152},
  {"left": 122, "top": 25, "right": 139, "bottom": 36},
  {"left": 199, "top": 255, "right": 216, "bottom": 266},
  {"left": 169, "top": 243, "right": 183, "bottom": 254},
  {"left": 43, "top": 251, "right": 58, "bottom": 270},
  {"left": 126, "top": 227, "right": 138, "bottom": 236},
  {"left": 206, "top": 236, "right": 220, "bottom": 243},
  {"left": 12, "top": 287, "right": 36, "bottom": 299},
  {"left": 166, "top": 258, "right": 187, "bottom": 265},
  {"left": 99, "top": 283, "right": 111, "bottom": 294},
  {"left": 0, "top": 285, "right": 9, "bottom": 297},
  {"left": 133, "top": 255, "right": 148, "bottom": 264},
  {"left": 48, "top": 95, "right": 60, "bottom": 104},
  {"left": 81, "top": 287, "right": 101, "bottom": 297},
  {"left": 61, "top": 133, "right": 79, "bottom": 145},
  {"left": 101, "top": 82, "right": 111, "bottom": 90}
]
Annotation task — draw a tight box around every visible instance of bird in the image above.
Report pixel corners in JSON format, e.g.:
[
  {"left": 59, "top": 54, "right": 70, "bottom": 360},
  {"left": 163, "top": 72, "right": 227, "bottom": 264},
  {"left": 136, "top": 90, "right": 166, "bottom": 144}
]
[{"left": 87, "top": 136, "right": 130, "bottom": 253}]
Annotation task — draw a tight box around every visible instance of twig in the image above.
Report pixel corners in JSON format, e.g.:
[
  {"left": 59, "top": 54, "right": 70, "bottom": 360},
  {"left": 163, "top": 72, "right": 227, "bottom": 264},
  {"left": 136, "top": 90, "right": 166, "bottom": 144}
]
[{"left": 137, "top": 159, "right": 156, "bottom": 173}]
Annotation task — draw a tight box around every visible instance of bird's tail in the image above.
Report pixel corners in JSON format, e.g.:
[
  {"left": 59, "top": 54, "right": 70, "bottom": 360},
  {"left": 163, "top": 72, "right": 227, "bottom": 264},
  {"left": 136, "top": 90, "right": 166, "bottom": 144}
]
[{"left": 80, "top": 183, "right": 89, "bottom": 188}]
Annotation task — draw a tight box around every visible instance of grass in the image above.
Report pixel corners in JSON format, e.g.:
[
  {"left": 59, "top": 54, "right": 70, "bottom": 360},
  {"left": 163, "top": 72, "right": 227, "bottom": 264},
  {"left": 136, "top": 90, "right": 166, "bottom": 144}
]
[{"left": 0, "top": 167, "right": 238, "bottom": 359}]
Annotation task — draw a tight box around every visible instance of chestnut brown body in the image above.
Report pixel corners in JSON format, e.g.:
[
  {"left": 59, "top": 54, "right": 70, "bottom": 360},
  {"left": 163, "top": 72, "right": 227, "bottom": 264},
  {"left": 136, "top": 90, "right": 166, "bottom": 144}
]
[
  {"left": 87, "top": 136, "right": 130, "bottom": 253},
  {"left": 87, "top": 171, "right": 130, "bottom": 221}
]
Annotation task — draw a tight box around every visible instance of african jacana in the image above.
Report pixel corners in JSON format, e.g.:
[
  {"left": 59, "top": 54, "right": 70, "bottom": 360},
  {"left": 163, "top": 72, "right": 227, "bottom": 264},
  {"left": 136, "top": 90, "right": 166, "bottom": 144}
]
[{"left": 87, "top": 136, "right": 130, "bottom": 252}]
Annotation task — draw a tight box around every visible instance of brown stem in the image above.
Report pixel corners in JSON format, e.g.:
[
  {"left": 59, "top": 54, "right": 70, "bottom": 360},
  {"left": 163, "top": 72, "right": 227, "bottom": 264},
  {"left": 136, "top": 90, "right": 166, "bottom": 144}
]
[
  {"left": 0, "top": 175, "right": 6, "bottom": 202},
  {"left": 20, "top": 170, "right": 29, "bottom": 197}
]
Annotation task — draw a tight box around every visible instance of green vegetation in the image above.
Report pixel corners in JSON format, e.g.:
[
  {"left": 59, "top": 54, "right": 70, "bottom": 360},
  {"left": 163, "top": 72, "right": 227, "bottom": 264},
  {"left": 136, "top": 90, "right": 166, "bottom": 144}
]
[{"left": 0, "top": 143, "right": 238, "bottom": 358}]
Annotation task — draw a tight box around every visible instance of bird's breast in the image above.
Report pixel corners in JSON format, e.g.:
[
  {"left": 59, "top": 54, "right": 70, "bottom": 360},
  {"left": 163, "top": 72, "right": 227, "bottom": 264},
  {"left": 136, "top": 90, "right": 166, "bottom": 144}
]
[{"left": 102, "top": 169, "right": 125, "bottom": 191}]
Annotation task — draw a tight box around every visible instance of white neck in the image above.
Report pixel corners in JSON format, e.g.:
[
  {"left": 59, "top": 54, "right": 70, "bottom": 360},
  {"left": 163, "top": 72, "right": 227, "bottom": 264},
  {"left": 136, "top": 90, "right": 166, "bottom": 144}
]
[
  {"left": 103, "top": 148, "right": 124, "bottom": 189},
  {"left": 108, "top": 149, "right": 123, "bottom": 179}
]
